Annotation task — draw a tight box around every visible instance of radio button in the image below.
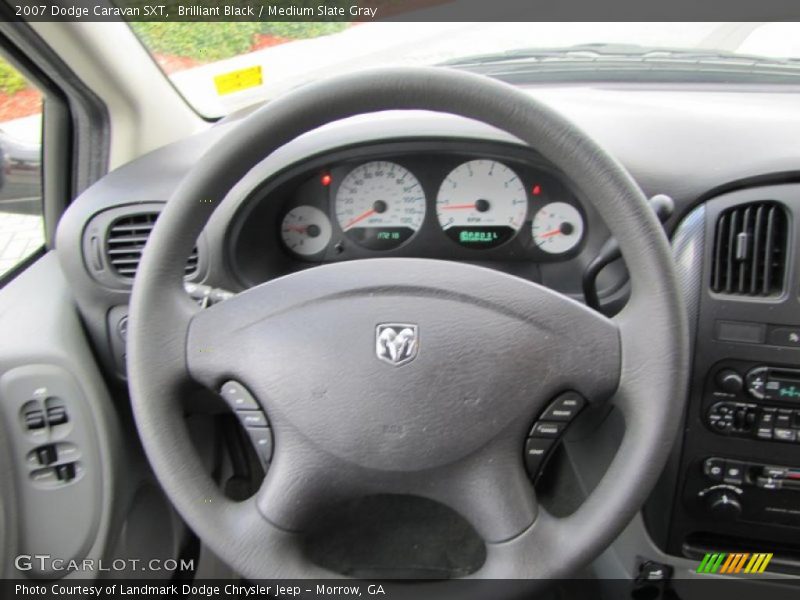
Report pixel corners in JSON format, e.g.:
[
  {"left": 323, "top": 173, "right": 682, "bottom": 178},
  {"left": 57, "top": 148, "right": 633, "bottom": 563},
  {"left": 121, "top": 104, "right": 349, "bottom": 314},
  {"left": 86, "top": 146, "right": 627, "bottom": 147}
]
[
  {"left": 763, "top": 465, "right": 788, "bottom": 478},
  {"left": 703, "top": 457, "right": 725, "bottom": 482},
  {"left": 768, "top": 327, "right": 800, "bottom": 348},
  {"left": 773, "top": 428, "right": 797, "bottom": 443},
  {"left": 745, "top": 367, "right": 768, "bottom": 399},
  {"left": 756, "top": 427, "right": 774, "bottom": 440},
  {"left": 756, "top": 477, "right": 782, "bottom": 490},
  {"left": 723, "top": 461, "right": 745, "bottom": 485}
]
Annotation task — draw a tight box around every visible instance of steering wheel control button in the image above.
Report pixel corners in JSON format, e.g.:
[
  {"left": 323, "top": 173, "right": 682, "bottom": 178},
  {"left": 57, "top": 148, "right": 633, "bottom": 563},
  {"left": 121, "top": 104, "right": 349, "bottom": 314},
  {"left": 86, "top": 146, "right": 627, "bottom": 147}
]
[
  {"left": 246, "top": 428, "right": 274, "bottom": 465},
  {"left": 529, "top": 421, "right": 566, "bottom": 438},
  {"left": 220, "top": 380, "right": 259, "bottom": 411},
  {"left": 236, "top": 410, "right": 268, "bottom": 428},
  {"left": 540, "top": 392, "right": 586, "bottom": 421},
  {"left": 524, "top": 438, "right": 555, "bottom": 475}
]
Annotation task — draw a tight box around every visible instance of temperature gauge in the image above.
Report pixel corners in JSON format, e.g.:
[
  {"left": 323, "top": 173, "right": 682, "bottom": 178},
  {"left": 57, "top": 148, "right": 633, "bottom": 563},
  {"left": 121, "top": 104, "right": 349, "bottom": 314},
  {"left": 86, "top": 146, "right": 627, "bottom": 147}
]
[
  {"left": 281, "top": 205, "right": 332, "bottom": 257},
  {"left": 531, "top": 202, "right": 584, "bottom": 254}
]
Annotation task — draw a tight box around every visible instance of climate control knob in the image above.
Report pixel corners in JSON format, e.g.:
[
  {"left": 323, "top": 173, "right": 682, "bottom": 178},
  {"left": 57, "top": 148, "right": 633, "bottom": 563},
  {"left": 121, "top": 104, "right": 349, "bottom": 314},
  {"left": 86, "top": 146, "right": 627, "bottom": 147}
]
[{"left": 703, "top": 489, "right": 742, "bottom": 520}]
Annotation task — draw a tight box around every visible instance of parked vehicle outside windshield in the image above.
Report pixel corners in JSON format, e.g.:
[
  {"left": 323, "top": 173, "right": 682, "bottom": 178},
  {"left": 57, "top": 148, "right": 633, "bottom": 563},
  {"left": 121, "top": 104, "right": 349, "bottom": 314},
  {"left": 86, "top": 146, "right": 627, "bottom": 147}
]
[{"left": 128, "top": 21, "right": 800, "bottom": 118}]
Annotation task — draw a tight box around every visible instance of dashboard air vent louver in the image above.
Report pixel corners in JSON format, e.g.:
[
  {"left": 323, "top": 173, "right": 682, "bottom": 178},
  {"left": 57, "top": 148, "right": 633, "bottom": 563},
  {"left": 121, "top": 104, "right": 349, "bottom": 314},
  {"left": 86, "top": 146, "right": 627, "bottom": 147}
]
[
  {"left": 106, "top": 212, "right": 199, "bottom": 279},
  {"left": 710, "top": 201, "right": 787, "bottom": 297}
]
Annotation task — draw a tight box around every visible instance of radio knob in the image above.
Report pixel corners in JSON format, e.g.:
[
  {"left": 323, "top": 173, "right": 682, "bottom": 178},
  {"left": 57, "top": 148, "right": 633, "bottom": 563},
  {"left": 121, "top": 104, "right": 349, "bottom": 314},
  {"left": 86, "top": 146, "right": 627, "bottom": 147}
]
[
  {"left": 703, "top": 489, "right": 742, "bottom": 520},
  {"left": 716, "top": 369, "right": 743, "bottom": 393}
]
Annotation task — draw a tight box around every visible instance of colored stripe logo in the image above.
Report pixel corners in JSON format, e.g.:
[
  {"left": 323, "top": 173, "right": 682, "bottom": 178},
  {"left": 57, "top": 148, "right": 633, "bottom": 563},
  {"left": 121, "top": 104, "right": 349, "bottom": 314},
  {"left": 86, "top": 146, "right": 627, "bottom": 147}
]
[{"left": 697, "top": 552, "right": 773, "bottom": 574}]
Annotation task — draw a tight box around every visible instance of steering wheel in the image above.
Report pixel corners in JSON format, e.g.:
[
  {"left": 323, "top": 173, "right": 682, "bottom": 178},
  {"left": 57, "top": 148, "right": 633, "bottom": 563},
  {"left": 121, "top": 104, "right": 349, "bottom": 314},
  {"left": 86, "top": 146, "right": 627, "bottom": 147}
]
[{"left": 128, "top": 67, "right": 688, "bottom": 586}]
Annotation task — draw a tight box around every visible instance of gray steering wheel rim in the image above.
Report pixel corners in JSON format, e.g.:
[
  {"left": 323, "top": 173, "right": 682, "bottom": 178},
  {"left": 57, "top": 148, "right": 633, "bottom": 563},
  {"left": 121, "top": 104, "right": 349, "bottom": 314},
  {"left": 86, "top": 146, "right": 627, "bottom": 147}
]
[{"left": 128, "top": 67, "right": 689, "bottom": 582}]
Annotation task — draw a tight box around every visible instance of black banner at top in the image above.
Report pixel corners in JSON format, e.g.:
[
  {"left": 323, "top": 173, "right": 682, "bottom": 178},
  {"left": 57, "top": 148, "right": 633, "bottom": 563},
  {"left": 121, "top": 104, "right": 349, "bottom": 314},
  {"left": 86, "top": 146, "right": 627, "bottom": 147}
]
[{"left": 5, "top": 0, "right": 800, "bottom": 22}]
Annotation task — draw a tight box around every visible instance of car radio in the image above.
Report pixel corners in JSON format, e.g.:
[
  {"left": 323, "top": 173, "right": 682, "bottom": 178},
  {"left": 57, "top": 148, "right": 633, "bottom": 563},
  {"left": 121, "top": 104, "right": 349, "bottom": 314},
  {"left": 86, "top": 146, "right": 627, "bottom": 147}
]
[{"left": 705, "top": 362, "right": 800, "bottom": 442}]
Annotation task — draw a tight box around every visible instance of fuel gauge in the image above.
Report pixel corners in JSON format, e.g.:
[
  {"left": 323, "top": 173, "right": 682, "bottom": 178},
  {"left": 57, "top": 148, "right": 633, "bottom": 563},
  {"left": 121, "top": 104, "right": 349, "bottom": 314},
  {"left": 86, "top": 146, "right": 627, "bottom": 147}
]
[
  {"left": 531, "top": 202, "right": 584, "bottom": 255},
  {"left": 281, "top": 205, "right": 332, "bottom": 257}
]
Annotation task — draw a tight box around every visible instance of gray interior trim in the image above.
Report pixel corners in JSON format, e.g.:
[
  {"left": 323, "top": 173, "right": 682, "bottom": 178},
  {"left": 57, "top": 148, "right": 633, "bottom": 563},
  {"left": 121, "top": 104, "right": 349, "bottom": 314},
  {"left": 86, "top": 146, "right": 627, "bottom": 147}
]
[{"left": 0, "top": 253, "right": 121, "bottom": 579}]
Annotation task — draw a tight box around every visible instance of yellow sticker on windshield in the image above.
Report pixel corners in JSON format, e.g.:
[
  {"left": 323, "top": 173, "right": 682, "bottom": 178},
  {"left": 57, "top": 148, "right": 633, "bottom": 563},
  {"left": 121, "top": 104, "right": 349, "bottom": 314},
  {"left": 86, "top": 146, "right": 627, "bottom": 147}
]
[{"left": 213, "top": 66, "right": 263, "bottom": 96}]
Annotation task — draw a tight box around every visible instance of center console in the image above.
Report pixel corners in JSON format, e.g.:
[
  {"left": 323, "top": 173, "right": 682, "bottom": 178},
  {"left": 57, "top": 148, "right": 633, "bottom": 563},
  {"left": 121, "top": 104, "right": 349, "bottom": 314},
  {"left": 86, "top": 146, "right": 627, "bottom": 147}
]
[{"left": 648, "top": 183, "right": 800, "bottom": 573}]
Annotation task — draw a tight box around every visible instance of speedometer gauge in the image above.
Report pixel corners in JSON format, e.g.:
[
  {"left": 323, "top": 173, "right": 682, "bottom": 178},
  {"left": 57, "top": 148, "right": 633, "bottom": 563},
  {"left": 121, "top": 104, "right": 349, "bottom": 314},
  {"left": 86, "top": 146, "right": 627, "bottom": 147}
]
[
  {"left": 436, "top": 160, "right": 527, "bottom": 248},
  {"left": 532, "top": 202, "right": 584, "bottom": 254},
  {"left": 335, "top": 161, "right": 425, "bottom": 250}
]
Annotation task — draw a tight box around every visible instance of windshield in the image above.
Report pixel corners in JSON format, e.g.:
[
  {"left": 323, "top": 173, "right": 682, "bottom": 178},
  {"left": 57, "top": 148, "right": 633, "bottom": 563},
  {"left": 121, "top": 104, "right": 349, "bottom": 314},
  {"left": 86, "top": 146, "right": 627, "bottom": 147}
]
[{"left": 129, "top": 22, "right": 800, "bottom": 118}]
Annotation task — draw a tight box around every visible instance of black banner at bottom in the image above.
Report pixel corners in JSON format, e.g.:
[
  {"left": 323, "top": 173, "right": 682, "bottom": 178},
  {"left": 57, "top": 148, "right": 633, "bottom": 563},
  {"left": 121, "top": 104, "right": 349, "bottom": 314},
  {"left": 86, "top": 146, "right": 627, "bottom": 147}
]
[{"left": 3, "top": 578, "right": 800, "bottom": 600}]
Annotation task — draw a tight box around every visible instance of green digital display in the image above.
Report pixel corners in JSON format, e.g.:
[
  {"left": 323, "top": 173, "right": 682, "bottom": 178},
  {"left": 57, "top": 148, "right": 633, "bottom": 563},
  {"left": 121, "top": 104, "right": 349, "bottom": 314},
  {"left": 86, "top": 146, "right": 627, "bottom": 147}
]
[
  {"left": 377, "top": 231, "right": 402, "bottom": 241},
  {"left": 779, "top": 386, "right": 800, "bottom": 399},
  {"left": 459, "top": 230, "right": 499, "bottom": 243}
]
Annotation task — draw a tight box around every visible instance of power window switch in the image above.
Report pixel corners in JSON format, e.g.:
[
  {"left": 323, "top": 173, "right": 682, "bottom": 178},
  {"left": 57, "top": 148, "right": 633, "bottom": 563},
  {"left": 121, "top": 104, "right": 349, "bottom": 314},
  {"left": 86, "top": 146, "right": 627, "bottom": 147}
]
[
  {"left": 55, "top": 463, "right": 76, "bottom": 482},
  {"left": 247, "top": 428, "right": 273, "bottom": 464},
  {"left": 35, "top": 445, "right": 57, "bottom": 466},
  {"left": 25, "top": 409, "right": 46, "bottom": 430},
  {"left": 46, "top": 406, "right": 68, "bottom": 426},
  {"left": 30, "top": 468, "right": 58, "bottom": 485}
]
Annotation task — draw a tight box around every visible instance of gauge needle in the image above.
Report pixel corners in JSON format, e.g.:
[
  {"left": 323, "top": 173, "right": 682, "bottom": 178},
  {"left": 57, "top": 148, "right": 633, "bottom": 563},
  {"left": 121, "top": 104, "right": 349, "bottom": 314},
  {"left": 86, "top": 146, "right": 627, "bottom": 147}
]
[
  {"left": 539, "top": 228, "right": 564, "bottom": 238},
  {"left": 440, "top": 203, "right": 476, "bottom": 210},
  {"left": 343, "top": 208, "right": 376, "bottom": 230},
  {"left": 283, "top": 226, "right": 308, "bottom": 233}
]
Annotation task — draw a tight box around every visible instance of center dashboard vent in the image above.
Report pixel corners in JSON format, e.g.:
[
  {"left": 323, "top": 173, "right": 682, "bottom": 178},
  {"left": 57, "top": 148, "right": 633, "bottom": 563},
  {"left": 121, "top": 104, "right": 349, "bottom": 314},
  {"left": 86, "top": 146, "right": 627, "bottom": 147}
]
[
  {"left": 106, "top": 212, "right": 199, "bottom": 279},
  {"left": 710, "top": 201, "right": 788, "bottom": 297}
]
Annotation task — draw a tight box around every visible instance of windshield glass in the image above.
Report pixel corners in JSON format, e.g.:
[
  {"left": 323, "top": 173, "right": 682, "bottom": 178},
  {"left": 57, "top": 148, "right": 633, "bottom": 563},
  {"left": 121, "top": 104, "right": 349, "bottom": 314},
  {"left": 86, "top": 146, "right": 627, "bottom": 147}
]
[{"left": 129, "top": 22, "right": 800, "bottom": 118}]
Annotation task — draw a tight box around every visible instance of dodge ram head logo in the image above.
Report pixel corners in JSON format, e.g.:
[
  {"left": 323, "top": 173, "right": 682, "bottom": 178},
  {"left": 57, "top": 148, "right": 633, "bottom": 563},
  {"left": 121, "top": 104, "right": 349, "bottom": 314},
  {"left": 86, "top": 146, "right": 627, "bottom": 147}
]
[{"left": 375, "top": 324, "right": 418, "bottom": 366}]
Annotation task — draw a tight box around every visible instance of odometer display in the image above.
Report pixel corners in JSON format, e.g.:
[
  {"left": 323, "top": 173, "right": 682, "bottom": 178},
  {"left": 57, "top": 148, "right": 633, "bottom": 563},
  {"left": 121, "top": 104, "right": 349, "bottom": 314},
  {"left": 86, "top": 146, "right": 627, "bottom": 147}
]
[
  {"left": 334, "top": 161, "right": 425, "bottom": 250},
  {"left": 436, "top": 160, "right": 527, "bottom": 249}
]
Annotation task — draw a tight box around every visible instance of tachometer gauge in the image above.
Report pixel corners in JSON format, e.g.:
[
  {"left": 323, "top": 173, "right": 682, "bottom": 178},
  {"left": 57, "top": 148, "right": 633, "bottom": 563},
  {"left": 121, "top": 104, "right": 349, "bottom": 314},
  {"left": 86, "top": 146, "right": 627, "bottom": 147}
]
[
  {"left": 436, "top": 160, "right": 527, "bottom": 248},
  {"left": 335, "top": 161, "right": 425, "bottom": 250},
  {"left": 531, "top": 202, "right": 584, "bottom": 255},
  {"left": 281, "top": 205, "right": 332, "bottom": 257}
]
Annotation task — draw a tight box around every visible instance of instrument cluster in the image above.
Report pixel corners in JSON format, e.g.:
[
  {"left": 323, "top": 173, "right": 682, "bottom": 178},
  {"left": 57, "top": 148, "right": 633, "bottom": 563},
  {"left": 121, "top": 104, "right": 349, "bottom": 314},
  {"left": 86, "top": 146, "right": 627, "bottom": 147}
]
[
  {"left": 228, "top": 141, "right": 593, "bottom": 286},
  {"left": 278, "top": 152, "right": 586, "bottom": 261}
]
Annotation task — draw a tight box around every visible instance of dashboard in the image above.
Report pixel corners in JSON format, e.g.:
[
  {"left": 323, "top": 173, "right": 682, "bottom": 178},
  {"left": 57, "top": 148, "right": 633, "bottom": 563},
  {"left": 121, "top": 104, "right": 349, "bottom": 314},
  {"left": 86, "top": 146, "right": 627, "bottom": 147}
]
[{"left": 54, "top": 83, "right": 800, "bottom": 586}]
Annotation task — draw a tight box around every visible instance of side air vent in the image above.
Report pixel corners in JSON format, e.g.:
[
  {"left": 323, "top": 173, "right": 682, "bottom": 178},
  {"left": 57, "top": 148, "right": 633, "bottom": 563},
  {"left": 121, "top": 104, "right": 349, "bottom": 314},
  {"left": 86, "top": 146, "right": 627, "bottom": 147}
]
[
  {"left": 106, "top": 212, "right": 199, "bottom": 279},
  {"left": 710, "top": 201, "right": 788, "bottom": 297}
]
